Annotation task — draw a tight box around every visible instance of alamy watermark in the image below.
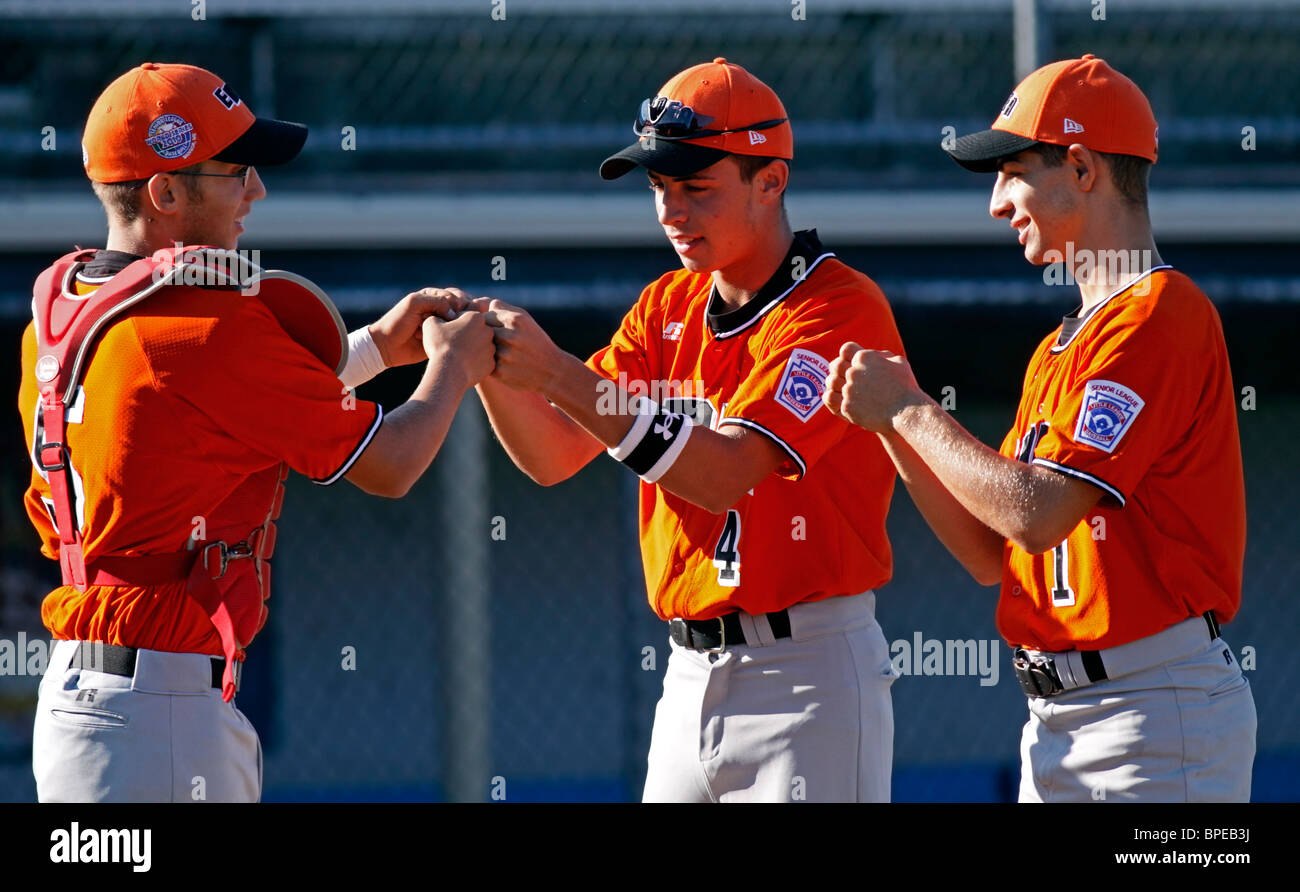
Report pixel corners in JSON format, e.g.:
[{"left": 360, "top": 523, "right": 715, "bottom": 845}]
[
  {"left": 148, "top": 245, "right": 263, "bottom": 295},
  {"left": 1042, "top": 243, "right": 1156, "bottom": 296},
  {"left": 890, "top": 632, "right": 1001, "bottom": 686},
  {"left": 596, "top": 373, "right": 708, "bottom": 416}
]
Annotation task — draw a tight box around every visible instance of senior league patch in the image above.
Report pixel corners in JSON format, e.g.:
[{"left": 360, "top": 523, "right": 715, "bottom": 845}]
[
  {"left": 1073, "top": 379, "right": 1144, "bottom": 453},
  {"left": 775, "top": 348, "right": 830, "bottom": 422}
]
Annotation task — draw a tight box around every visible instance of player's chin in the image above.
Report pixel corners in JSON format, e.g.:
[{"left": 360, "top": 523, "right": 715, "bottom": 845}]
[
  {"left": 1022, "top": 242, "right": 1052, "bottom": 265},
  {"left": 675, "top": 252, "right": 712, "bottom": 274}
]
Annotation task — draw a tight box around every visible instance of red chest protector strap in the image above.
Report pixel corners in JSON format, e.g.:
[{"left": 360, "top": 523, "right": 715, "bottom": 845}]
[{"left": 31, "top": 247, "right": 207, "bottom": 588}]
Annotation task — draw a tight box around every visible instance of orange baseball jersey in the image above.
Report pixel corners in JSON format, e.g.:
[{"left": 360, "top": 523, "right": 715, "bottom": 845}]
[
  {"left": 587, "top": 230, "right": 904, "bottom": 621},
  {"left": 18, "top": 253, "right": 382, "bottom": 655},
  {"left": 997, "top": 266, "right": 1245, "bottom": 652}
]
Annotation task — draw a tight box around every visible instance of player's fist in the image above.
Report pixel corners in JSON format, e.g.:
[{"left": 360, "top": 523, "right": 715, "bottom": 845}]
[
  {"left": 369, "top": 287, "right": 476, "bottom": 368},
  {"left": 823, "top": 343, "right": 922, "bottom": 432},
  {"left": 422, "top": 310, "right": 495, "bottom": 389},
  {"left": 479, "top": 299, "right": 565, "bottom": 394}
]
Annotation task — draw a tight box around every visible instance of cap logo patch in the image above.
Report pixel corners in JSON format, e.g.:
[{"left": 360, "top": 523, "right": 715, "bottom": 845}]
[
  {"left": 212, "top": 83, "right": 243, "bottom": 110},
  {"left": 144, "top": 113, "right": 196, "bottom": 160},
  {"left": 1063, "top": 117, "right": 1084, "bottom": 134},
  {"left": 748, "top": 130, "right": 767, "bottom": 145},
  {"left": 1001, "top": 92, "right": 1019, "bottom": 118},
  {"left": 1073, "top": 379, "right": 1144, "bottom": 453},
  {"left": 775, "top": 348, "right": 830, "bottom": 422}
]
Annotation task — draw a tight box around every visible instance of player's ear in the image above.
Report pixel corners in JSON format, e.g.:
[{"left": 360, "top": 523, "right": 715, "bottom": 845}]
[
  {"left": 143, "top": 173, "right": 182, "bottom": 218},
  {"left": 756, "top": 159, "right": 789, "bottom": 206},
  {"left": 1067, "top": 144, "right": 1098, "bottom": 193}
]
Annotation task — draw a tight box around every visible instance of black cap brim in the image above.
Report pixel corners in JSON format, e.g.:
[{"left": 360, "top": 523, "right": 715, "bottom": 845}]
[
  {"left": 213, "top": 117, "right": 308, "bottom": 167},
  {"left": 945, "top": 129, "right": 1040, "bottom": 172},
  {"left": 599, "top": 138, "right": 731, "bottom": 180}
]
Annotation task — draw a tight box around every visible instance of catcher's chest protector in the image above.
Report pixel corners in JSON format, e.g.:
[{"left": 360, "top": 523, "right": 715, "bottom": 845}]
[{"left": 29, "top": 246, "right": 345, "bottom": 700}]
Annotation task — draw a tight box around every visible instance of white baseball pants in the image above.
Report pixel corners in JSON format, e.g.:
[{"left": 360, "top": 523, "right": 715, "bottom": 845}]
[
  {"left": 642, "top": 592, "right": 897, "bottom": 803},
  {"left": 1018, "top": 617, "right": 1257, "bottom": 802},
  {"left": 33, "top": 639, "right": 262, "bottom": 802}
]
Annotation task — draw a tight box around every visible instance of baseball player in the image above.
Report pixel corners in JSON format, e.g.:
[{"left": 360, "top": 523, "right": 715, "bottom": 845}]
[
  {"left": 18, "top": 62, "right": 494, "bottom": 802},
  {"left": 465, "top": 59, "right": 905, "bottom": 802},
  {"left": 824, "top": 55, "right": 1256, "bottom": 801}
]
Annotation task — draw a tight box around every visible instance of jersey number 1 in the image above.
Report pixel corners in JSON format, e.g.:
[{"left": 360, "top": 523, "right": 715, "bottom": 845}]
[
  {"left": 713, "top": 509, "right": 741, "bottom": 587},
  {"left": 1049, "top": 539, "right": 1076, "bottom": 607}
]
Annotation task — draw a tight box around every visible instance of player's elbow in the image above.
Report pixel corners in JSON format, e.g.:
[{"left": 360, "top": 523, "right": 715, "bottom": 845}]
[
  {"left": 697, "top": 482, "right": 751, "bottom": 515},
  {"left": 522, "top": 465, "right": 569, "bottom": 487},
  {"left": 348, "top": 469, "right": 415, "bottom": 499},
  {"left": 1010, "top": 529, "right": 1060, "bottom": 557},
  {"left": 365, "top": 479, "right": 414, "bottom": 499},
  {"left": 969, "top": 563, "right": 1003, "bottom": 587}
]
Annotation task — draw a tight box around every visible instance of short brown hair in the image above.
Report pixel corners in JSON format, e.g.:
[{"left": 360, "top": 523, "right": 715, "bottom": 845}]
[
  {"left": 731, "top": 155, "right": 789, "bottom": 216},
  {"left": 91, "top": 179, "right": 148, "bottom": 223},
  {"left": 731, "top": 154, "right": 786, "bottom": 183},
  {"left": 91, "top": 164, "right": 207, "bottom": 224},
  {"left": 1026, "top": 142, "right": 1150, "bottom": 209}
]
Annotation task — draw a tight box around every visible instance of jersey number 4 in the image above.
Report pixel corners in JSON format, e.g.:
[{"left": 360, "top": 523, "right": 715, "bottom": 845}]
[{"left": 713, "top": 509, "right": 741, "bottom": 587}]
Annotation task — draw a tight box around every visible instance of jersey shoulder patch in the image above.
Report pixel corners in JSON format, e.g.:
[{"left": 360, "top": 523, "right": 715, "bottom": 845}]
[
  {"left": 775, "top": 348, "right": 830, "bottom": 422},
  {"left": 1072, "top": 378, "right": 1145, "bottom": 453}
]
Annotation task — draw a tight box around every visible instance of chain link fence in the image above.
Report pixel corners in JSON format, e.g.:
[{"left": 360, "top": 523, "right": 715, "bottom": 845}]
[{"left": 0, "top": 1, "right": 1296, "bottom": 188}]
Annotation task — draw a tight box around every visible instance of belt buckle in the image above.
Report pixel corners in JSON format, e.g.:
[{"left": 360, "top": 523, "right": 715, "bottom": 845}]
[
  {"left": 702, "top": 617, "right": 726, "bottom": 654},
  {"left": 1013, "top": 648, "right": 1064, "bottom": 698},
  {"left": 668, "top": 618, "right": 690, "bottom": 649},
  {"left": 668, "top": 617, "right": 726, "bottom": 653}
]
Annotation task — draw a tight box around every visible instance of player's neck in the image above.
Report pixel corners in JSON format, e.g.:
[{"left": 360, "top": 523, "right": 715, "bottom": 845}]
[
  {"left": 711, "top": 224, "right": 795, "bottom": 311},
  {"left": 104, "top": 221, "right": 188, "bottom": 258},
  {"left": 1071, "top": 213, "right": 1163, "bottom": 314}
]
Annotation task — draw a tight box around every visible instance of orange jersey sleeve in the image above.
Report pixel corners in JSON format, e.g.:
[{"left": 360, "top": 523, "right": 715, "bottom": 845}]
[
  {"left": 996, "top": 269, "right": 1245, "bottom": 651},
  {"left": 586, "top": 282, "right": 656, "bottom": 387},
  {"left": 720, "top": 265, "right": 903, "bottom": 480}
]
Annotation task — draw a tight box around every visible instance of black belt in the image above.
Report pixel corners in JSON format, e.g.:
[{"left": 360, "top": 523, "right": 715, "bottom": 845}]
[
  {"left": 669, "top": 609, "right": 792, "bottom": 652},
  {"left": 1013, "top": 611, "right": 1219, "bottom": 698},
  {"left": 69, "top": 642, "right": 240, "bottom": 692}
]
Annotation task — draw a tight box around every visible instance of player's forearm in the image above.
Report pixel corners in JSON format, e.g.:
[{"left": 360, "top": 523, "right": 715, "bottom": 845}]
[
  {"left": 475, "top": 374, "right": 603, "bottom": 485},
  {"left": 877, "top": 430, "right": 1004, "bottom": 585},
  {"left": 346, "top": 357, "right": 470, "bottom": 497},
  {"left": 542, "top": 356, "right": 774, "bottom": 513},
  {"left": 891, "top": 399, "right": 1061, "bottom": 554}
]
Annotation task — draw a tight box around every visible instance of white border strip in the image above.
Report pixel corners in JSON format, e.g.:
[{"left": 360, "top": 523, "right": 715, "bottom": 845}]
[
  {"left": 313, "top": 403, "right": 384, "bottom": 486},
  {"left": 1032, "top": 457, "right": 1126, "bottom": 506},
  {"left": 712, "top": 252, "right": 835, "bottom": 340},
  {"left": 1051, "top": 264, "right": 1174, "bottom": 353},
  {"left": 718, "top": 416, "right": 807, "bottom": 480}
]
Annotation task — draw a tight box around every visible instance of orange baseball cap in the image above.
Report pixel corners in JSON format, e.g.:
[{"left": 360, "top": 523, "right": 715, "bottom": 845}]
[
  {"left": 947, "top": 54, "right": 1158, "bottom": 172},
  {"left": 600, "top": 58, "right": 793, "bottom": 180},
  {"left": 82, "top": 62, "right": 308, "bottom": 183}
]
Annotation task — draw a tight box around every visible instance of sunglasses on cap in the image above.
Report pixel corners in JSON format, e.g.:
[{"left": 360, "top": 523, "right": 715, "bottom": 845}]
[{"left": 635, "top": 96, "right": 786, "bottom": 141}]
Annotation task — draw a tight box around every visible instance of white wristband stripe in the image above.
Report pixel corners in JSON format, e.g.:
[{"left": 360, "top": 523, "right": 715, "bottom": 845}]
[
  {"left": 640, "top": 416, "right": 694, "bottom": 484},
  {"left": 338, "top": 326, "right": 386, "bottom": 389},
  {"left": 607, "top": 397, "right": 659, "bottom": 461}
]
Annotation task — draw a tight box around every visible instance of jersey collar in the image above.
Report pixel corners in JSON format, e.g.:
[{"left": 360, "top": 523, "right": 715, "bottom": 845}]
[
  {"left": 706, "top": 229, "right": 834, "bottom": 340},
  {"left": 76, "top": 250, "right": 146, "bottom": 283},
  {"left": 1052, "top": 264, "right": 1174, "bottom": 353}
]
